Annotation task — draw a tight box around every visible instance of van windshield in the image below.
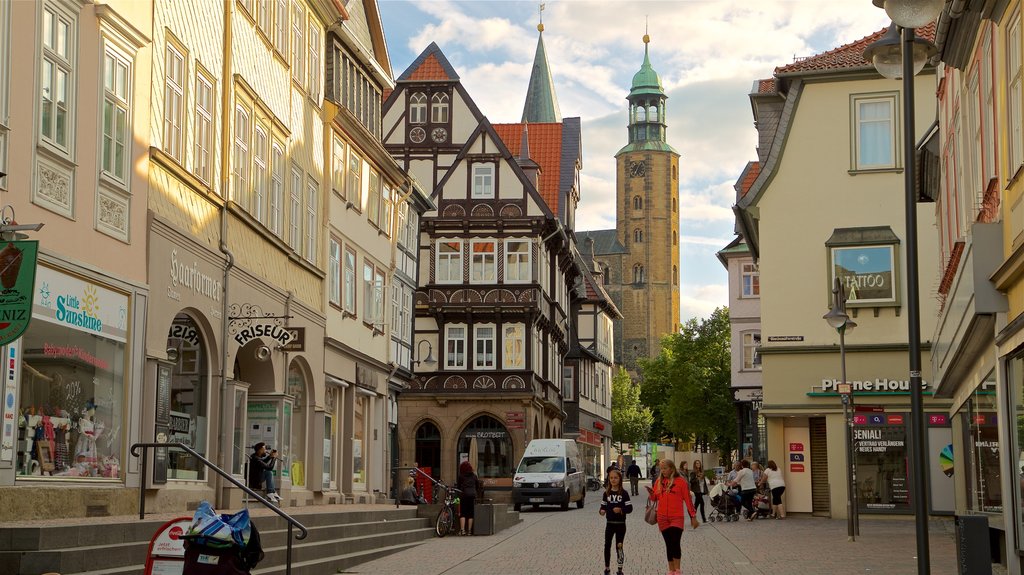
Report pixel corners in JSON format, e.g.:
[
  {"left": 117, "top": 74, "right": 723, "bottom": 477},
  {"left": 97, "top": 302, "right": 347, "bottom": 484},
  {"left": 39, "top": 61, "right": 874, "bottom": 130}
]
[{"left": 517, "top": 456, "right": 565, "bottom": 473}]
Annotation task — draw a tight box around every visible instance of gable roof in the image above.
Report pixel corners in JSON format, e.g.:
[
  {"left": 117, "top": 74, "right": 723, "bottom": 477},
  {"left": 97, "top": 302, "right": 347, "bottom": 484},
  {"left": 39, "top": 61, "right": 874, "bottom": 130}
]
[
  {"left": 735, "top": 161, "right": 760, "bottom": 200},
  {"left": 775, "top": 23, "right": 936, "bottom": 76},
  {"left": 397, "top": 42, "right": 460, "bottom": 82},
  {"left": 493, "top": 122, "right": 563, "bottom": 216},
  {"left": 572, "top": 252, "right": 622, "bottom": 319},
  {"left": 575, "top": 229, "right": 627, "bottom": 255}
]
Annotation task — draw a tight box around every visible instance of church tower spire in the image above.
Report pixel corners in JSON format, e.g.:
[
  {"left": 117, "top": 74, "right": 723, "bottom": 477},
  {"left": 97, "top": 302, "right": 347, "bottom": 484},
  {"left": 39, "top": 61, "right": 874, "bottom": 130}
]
[
  {"left": 621, "top": 33, "right": 675, "bottom": 152},
  {"left": 521, "top": 9, "right": 561, "bottom": 123}
]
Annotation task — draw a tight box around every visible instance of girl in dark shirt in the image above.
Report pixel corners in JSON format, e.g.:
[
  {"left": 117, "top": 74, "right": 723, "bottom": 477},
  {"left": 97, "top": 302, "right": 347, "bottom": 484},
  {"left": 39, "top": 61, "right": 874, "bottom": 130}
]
[
  {"left": 599, "top": 468, "right": 633, "bottom": 575},
  {"left": 457, "top": 461, "right": 482, "bottom": 535}
]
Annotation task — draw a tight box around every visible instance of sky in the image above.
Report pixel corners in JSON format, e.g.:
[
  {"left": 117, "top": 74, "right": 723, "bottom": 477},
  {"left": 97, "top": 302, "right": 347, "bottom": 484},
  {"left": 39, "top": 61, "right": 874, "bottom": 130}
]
[{"left": 377, "top": 0, "right": 891, "bottom": 322}]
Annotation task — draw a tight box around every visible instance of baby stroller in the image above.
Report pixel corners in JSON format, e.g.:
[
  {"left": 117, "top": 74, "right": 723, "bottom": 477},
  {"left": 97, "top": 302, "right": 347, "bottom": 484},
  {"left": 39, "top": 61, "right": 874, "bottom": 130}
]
[
  {"left": 752, "top": 487, "right": 773, "bottom": 519},
  {"left": 707, "top": 483, "right": 740, "bottom": 522},
  {"left": 181, "top": 501, "right": 264, "bottom": 575}
]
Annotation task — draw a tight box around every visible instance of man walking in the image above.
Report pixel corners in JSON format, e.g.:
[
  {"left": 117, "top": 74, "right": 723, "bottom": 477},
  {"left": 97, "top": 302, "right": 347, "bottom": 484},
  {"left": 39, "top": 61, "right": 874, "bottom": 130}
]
[
  {"left": 650, "top": 459, "right": 660, "bottom": 486},
  {"left": 625, "top": 460, "right": 642, "bottom": 495}
]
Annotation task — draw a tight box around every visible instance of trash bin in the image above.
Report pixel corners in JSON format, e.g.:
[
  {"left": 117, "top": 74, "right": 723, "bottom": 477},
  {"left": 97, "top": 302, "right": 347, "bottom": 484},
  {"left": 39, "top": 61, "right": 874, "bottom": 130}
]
[
  {"left": 954, "top": 515, "right": 992, "bottom": 575},
  {"left": 473, "top": 503, "right": 495, "bottom": 535}
]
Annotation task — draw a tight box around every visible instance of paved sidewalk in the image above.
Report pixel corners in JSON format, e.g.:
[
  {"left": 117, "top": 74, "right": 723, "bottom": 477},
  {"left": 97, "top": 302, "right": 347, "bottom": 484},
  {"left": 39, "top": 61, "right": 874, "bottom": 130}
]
[{"left": 342, "top": 491, "right": 969, "bottom": 575}]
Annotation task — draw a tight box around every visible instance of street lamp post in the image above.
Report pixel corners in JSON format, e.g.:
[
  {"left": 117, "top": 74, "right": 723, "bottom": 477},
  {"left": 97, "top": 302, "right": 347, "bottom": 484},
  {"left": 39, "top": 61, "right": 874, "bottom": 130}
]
[
  {"left": 864, "top": 2, "right": 943, "bottom": 572},
  {"left": 824, "top": 278, "right": 858, "bottom": 541}
]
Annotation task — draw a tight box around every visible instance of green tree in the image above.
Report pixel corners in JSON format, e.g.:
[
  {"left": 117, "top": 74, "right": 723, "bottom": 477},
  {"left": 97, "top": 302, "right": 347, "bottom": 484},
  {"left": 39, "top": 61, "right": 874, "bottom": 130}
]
[
  {"left": 611, "top": 367, "right": 653, "bottom": 450},
  {"left": 639, "top": 307, "right": 736, "bottom": 458}
]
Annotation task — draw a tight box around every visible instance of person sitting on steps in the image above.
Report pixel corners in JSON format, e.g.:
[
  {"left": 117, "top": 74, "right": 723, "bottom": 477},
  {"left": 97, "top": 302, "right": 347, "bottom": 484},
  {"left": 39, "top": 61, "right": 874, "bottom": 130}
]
[{"left": 247, "top": 442, "right": 281, "bottom": 503}]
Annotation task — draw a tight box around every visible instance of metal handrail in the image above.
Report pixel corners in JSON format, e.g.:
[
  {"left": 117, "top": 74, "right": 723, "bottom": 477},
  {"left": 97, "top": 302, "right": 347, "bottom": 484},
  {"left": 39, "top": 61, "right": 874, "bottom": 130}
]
[{"left": 131, "top": 442, "right": 308, "bottom": 575}]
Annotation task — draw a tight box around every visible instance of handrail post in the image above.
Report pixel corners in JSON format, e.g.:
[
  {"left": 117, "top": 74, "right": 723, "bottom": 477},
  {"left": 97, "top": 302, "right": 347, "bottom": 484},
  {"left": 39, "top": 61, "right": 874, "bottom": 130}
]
[
  {"left": 286, "top": 523, "right": 293, "bottom": 575},
  {"left": 139, "top": 446, "right": 148, "bottom": 520}
]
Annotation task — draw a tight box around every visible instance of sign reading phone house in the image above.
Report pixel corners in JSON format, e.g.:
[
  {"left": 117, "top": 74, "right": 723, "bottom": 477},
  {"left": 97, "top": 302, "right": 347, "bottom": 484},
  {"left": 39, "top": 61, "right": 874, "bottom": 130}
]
[{"left": 814, "top": 378, "right": 930, "bottom": 394}]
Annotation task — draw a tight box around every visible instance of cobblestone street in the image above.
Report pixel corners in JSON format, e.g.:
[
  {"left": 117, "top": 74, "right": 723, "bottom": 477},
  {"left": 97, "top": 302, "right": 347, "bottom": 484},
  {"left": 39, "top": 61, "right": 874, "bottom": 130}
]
[{"left": 343, "top": 491, "right": 963, "bottom": 575}]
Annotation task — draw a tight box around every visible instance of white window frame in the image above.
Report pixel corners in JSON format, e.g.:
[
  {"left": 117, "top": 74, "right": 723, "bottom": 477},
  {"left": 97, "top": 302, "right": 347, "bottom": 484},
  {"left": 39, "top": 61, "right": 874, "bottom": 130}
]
[
  {"left": 852, "top": 93, "right": 897, "bottom": 170},
  {"left": 270, "top": 142, "right": 284, "bottom": 235},
  {"left": 100, "top": 44, "right": 131, "bottom": 186},
  {"left": 474, "top": 324, "right": 496, "bottom": 369},
  {"left": 436, "top": 239, "right": 463, "bottom": 284},
  {"left": 382, "top": 184, "right": 393, "bottom": 237},
  {"left": 305, "top": 177, "right": 318, "bottom": 263},
  {"left": 343, "top": 246, "right": 357, "bottom": 314},
  {"left": 406, "top": 211, "right": 418, "bottom": 249},
  {"left": 367, "top": 170, "right": 381, "bottom": 225},
  {"left": 741, "top": 262, "right": 759, "bottom": 298},
  {"left": 504, "top": 239, "right": 531, "bottom": 283},
  {"left": 742, "top": 331, "right": 761, "bottom": 371},
  {"left": 1010, "top": 12, "right": 1023, "bottom": 176},
  {"left": 503, "top": 324, "right": 525, "bottom": 370},
  {"left": 402, "top": 287, "right": 412, "bottom": 340},
  {"left": 256, "top": 0, "right": 271, "bottom": 37},
  {"left": 290, "top": 1, "right": 304, "bottom": 85},
  {"left": 232, "top": 104, "right": 250, "bottom": 208},
  {"left": 981, "top": 29, "right": 996, "bottom": 187},
  {"left": 332, "top": 135, "right": 345, "bottom": 198},
  {"left": 194, "top": 71, "right": 214, "bottom": 185},
  {"left": 40, "top": 2, "right": 76, "bottom": 155},
  {"left": 252, "top": 125, "right": 268, "bottom": 223},
  {"left": 164, "top": 41, "right": 185, "bottom": 161},
  {"left": 329, "top": 238, "right": 341, "bottom": 306},
  {"left": 409, "top": 92, "right": 427, "bottom": 124},
  {"left": 348, "top": 150, "right": 362, "bottom": 208},
  {"left": 289, "top": 165, "right": 302, "bottom": 251},
  {"left": 396, "top": 200, "right": 408, "bottom": 248},
  {"left": 373, "top": 268, "right": 385, "bottom": 330},
  {"left": 470, "top": 240, "right": 496, "bottom": 283},
  {"left": 445, "top": 324, "right": 467, "bottom": 370},
  {"left": 431, "top": 92, "right": 449, "bottom": 123},
  {"left": 391, "top": 283, "right": 402, "bottom": 334},
  {"left": 362, "top": 261, "right": 375, "bottom": 321},
  {"left": 472, "top": 164, "right": 494, "bottom": 199},
  {"left": 307, "top": 20, "right": 319, "bottom": 100},
  {"left": 273, "top": 0, "right": 288, "bottom": 56}
]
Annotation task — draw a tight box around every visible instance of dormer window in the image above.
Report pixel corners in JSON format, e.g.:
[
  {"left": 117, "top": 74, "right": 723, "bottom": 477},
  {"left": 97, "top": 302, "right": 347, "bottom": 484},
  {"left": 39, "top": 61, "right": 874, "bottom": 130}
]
[
  {"left": 472, "top": 164, "right": 494, "bottom": 198},
  {"left": 431, "top": 92, "right": 449, "bottom": 123},
  {"left": 409, "top": 92, "right": 427, "bottom": 124}
]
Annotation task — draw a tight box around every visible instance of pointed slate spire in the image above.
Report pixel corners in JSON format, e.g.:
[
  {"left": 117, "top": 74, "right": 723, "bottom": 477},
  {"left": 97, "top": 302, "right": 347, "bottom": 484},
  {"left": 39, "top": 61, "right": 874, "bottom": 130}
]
[{"left": 521, "top": 22, "right": 561, "bottom": 123}]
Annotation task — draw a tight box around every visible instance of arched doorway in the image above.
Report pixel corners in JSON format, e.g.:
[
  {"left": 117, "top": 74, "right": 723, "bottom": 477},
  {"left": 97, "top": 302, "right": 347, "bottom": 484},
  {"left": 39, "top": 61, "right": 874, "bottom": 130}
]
[
  {"left": 415, "top": 421, "right": 441, "bottom": 478},
  {"left": 166, "top": 313, "right": 210, "bottom": 480},
  {"left": 458, "top": 415, "right": 512, "bottom": 482},
  {"left": 286, "top": 360, "right": 308, "bottom": 488}
]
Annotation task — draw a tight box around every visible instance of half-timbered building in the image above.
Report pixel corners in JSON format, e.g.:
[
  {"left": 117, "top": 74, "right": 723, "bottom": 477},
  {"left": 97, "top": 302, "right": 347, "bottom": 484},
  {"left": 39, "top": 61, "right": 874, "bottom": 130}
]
[{"left": 382, "top": 42, "right": 580, "bottom": 494}]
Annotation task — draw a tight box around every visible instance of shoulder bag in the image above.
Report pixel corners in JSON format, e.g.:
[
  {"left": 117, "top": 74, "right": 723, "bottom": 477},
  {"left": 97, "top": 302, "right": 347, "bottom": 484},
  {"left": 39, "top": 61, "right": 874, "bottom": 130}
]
[{"left": 644, "top": 499, "right": 659, "bottom": 525}]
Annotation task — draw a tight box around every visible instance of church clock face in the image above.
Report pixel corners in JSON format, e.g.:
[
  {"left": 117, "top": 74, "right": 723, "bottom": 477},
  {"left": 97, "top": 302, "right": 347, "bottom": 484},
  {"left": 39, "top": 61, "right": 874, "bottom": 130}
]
[
  {"left": 431, "top": 127, "right": 448, "bottom": 143},
  {"left": 409, "top": 127, "right": 426, "bottom": 143},
  {"left": 629, "top": 160, "right": 646, "bottom": 178}
]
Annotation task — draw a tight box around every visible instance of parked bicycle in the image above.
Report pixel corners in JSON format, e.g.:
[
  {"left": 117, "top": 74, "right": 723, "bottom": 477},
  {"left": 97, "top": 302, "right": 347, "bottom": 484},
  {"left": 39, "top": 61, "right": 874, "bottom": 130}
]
[{"left": 434, "top": 481, "right": 462, "bottom": 538}]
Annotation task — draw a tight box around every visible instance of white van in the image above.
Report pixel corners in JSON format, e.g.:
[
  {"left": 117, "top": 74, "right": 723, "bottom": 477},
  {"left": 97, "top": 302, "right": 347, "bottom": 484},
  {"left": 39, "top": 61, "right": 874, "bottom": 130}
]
[{"left": 511, "top": 439, "right": 586, "bottom": 511}]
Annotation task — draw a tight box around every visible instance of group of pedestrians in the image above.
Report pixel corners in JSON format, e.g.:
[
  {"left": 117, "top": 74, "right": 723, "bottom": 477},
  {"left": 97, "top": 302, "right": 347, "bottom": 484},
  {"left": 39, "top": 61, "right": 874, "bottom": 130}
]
[{"left": 599, "top": 457, "right": 786, "bottom": 575}]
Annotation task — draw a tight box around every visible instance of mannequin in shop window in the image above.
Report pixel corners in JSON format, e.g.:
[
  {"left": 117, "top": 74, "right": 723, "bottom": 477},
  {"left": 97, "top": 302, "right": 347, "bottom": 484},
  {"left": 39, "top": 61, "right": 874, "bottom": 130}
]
[{"left": 73, "top": 399, "right": 104, "bottom": 476}]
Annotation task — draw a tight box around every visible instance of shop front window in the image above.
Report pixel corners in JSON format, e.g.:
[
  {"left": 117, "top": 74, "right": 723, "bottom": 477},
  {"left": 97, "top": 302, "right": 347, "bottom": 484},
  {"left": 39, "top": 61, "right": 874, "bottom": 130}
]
[
  {"left": 19, "top": 311, "right": 126, "bottom": 479},
  {"left": 287, "top": 362, "right": 306, "bottom": 486},
  {"left": 1011, "top": 353, "right": 1024, "bottom": 543},
  {"left": 457, "top": 415, "right": 512, "bottom": 481},
  {"left": 232, "top": 388, "right": 246, "bottom": 475},
  {"left": 167, "top": 314, "right": 209, "bottom": 480},
  {"left": 854, "top": 414, "right": 909, "bottom": 512},
  {"left": 353, "top": 395, "right": 365, "bottom": 485},
  {"left": 962, "top": 371, "right": 1001, "bottom": 513}
]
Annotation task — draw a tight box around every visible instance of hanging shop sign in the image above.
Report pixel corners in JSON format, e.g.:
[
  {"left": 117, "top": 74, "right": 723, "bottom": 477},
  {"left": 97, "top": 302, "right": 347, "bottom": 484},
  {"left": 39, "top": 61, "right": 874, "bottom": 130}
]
[
  {"left": 0, "top": 240, "right": 38, "bottom": 346},
  {"left": 279, "top": 327, "right": 305, "bottom": 352}
]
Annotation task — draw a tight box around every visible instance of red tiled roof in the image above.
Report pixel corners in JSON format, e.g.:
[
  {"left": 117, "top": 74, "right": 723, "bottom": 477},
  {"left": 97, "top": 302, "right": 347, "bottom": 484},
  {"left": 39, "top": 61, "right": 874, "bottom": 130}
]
[
  {"left": 776, "top": 23, "right": 936, "bottom": 75},
  {"left": 758, "top": 79, "right": 776, "bottom": 93},
  {"left": 493, "top": 122, "right": 563, "bottom": 216},
  {"left": 584, "top": 274, "right": 599, "bottom": 300},
  {"left": 739, "top": 162, "right": 760, "bottom": 198},
  {"left": 382, "top": 88, "right": 393, "bottom": 102},
  {"left": 406, "top": 53, "right": 455, "bottom": 81}
]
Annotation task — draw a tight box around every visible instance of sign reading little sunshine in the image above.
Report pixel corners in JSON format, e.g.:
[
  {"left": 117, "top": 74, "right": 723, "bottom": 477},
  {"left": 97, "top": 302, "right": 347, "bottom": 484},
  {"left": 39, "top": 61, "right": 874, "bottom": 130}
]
[
  {"left": 0, "top": 241, "right": 38, "bottom": 346},
  {"left": 831, "top": 245, "right": 895, "bottom": 305}
]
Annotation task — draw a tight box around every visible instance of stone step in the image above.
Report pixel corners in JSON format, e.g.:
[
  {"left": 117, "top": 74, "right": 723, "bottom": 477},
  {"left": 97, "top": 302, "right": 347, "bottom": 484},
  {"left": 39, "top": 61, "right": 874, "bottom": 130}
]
[
  {"left": 259, "top": 526, "right": 436, "bottom": 566},
  {"left": 258, "top": 517, "right": 429, "bottom": 548},
  {"left": 251, "top": 540, "right": 429, "bottom": 575}
]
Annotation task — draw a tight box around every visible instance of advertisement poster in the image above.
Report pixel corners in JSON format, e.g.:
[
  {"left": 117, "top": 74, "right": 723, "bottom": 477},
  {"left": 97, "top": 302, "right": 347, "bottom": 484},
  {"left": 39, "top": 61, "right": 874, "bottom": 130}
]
[
  {"left": 855, "top": 421, "right": 909, "bottom": 512},
  {"left": 0, "top": 240, "right": 38, "bottom": 346}
]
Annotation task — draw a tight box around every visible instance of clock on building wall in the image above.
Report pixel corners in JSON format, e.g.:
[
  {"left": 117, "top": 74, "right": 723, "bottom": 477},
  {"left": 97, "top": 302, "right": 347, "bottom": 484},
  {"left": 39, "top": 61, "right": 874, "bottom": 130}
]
[
  {"left": 629, "top": 160, "right": 646, "bottom": 177},
  {"left": 409, "top": 126, "right": 426, "bottom": 143},
  {"left": 431, "top": 127, "right": 448, "bottom": 143}
]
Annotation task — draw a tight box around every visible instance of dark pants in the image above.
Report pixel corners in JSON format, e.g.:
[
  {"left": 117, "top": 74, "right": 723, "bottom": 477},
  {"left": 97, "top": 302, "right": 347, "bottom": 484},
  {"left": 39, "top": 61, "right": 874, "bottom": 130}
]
[
  {"left": 771, "top": 486, "right": 786, "bottom": 505},
  {"left": 629, "top": 477, "right": 639, "bottom": 495},
  {"left": 693, "top": 492, "right": 706, "bottom": 521},
  {"left": 740, "top": 489, "right": 756, "bottom": 516},
  {"left": 460, "top": 496, "right": 475, "bottom": 519},
  {"left": 660, "top": 526, "right": 682, "bottom": 562},
  {"left": 603, "top": 522, "right": 626, "bottom": 570}
]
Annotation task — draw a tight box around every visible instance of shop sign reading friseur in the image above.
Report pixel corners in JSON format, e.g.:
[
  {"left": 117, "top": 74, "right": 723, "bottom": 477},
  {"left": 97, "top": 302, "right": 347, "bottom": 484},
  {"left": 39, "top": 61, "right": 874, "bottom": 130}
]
[{"left": 0, "top": 241, "right": 38, "bottom": 346}]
